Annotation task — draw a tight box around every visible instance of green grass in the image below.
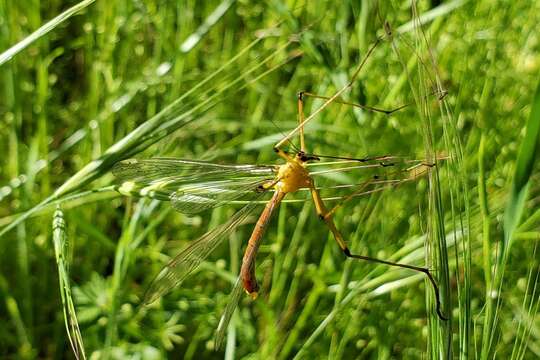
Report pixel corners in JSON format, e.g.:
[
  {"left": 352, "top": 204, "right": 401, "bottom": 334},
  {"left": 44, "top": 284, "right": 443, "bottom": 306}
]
[{"left": 1, "top": 0, "right": 539, "bottom": 358}]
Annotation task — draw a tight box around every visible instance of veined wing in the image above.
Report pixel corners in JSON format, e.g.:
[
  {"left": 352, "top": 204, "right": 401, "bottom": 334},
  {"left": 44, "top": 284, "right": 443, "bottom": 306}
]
[
  {"left": 112, "top": 158, "right": 276, "bottom": 214},
  {"left": 307, "top": 154, "right": 441, "bottom": 184},
  {"left": 143, "top": 199, "right": 262, "bottom": 304},
  {"left": 169, "top": 178, "right": 270, "bottom": 215},
  {"left": 215, "top": 276, "right": 244, "bottom": 350}
]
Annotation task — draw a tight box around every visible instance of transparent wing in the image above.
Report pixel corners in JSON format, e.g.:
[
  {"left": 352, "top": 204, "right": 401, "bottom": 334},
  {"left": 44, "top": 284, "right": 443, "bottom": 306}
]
[
  {"left": 214, "top": 276, "right": 244, "bottom": 350},
  {"left": 143, "top": 199, "right": 262, "bottom": 304},
  {"left": 112, "top": 158, "right": 276, "bottom": 214},
  {"left": 112, "top": 158, "right": 276, "bottom": 183},
  {"left": 169, "top": 178, "right": 270, "bottom": 215}
]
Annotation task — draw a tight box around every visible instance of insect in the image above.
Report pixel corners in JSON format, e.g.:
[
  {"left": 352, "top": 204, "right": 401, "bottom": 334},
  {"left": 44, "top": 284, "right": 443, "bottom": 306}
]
[{"left": 112, "top": 29, "right": 447, "bottom": 349}]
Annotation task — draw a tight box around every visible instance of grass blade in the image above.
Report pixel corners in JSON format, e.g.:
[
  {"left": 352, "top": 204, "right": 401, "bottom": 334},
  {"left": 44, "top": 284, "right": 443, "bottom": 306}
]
[
  {"left": 0, "top": 0, "right": 96, "bottom": 66},
  {"left": 483, "top": 77, "right": 540, "bottom": 358},
  {"left": 52, "top": 207, "right": 86, "bottom": 360},
  {"left": 502, "top": 78, "right": 540, "bottom": 258},
  {"left": 0, "top": 30, "right": 297, "bottom": 239}
]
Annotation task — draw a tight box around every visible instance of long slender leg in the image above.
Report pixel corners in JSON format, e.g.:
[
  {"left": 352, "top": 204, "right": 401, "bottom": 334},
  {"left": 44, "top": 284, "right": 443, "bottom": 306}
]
[
  {"left": 274, "top": 147, "right": 294, "bottom": 161},
  {"left": 275, "top": 36, "right": 384, "bottom": 150},
  {"left": 297, "top": 90, "right": 403, "bottom": 153},
  {"left": 300, "top": 91, "right": 408, "bottom": 115},
  {"left": 298, "top": 91, "right": 306, "bottom": 152},
  {"left": 324, "top": 162, "right": 436, "bottom": 219},
  {"left": 324, "top": 180, "right": 372, "bottom": 220},
  {"left": 309, "top": 185, "right": 447, "bottom": 320},
  {"left": 300, "top": 90, "right": 446, "bottom": 115}
]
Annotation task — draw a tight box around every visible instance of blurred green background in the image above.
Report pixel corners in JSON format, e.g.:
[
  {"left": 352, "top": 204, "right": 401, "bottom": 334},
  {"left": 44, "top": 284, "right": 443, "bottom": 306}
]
[{"left": 1, "top": 0, "right": 539, "bottom": 359}]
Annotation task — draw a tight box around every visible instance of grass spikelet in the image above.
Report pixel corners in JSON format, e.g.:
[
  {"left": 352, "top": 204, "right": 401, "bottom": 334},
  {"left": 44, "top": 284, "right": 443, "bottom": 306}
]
[{"left": 52, "top": 206, "right": 86, "bottom": 359}]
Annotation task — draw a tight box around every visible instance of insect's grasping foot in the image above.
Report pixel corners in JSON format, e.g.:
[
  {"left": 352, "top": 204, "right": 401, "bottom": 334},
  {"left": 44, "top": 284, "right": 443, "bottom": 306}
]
[{"left": 309, "top": 183, "right": 448, "bottom": 321}]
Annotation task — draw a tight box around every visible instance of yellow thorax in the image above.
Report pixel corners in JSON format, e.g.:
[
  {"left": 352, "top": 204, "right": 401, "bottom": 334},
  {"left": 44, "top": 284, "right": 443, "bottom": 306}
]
[{"left": 274, "top": 154, "right": 312, "bottom": 193}]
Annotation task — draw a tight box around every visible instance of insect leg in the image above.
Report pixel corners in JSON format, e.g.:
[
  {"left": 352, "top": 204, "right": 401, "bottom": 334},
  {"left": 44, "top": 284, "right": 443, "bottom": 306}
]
[
  {"left": 275, "top": 36, "right": 384, "bottom": 150},
  {"left": 300, "top": 91, "right": 408, "bottom": 115},
  {"left": 309, "top": 185, "right": 448, "bottom": 321},
  {"left": 325, "top": 163, "right": 436, "bottom": 218},
  {"left": 298, "top": 91, "right": 306, "bottom": 152}
]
